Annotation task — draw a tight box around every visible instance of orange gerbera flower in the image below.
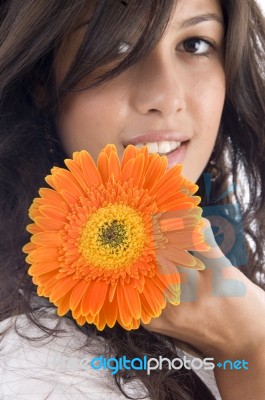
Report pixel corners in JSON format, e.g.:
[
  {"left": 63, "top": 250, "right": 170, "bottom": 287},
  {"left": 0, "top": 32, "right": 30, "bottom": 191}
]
[{"left": 23, "top": 144, "right": 209, "bottom": 331}]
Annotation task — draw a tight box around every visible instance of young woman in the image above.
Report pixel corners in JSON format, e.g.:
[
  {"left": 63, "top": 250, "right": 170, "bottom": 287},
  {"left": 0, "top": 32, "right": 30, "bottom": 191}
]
[{"left": 0, "top": 0, "right": 265, "bottom": 399}]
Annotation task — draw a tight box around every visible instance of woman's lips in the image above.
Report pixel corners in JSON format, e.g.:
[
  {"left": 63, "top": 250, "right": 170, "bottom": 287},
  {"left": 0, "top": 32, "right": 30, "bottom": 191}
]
[
  {"left": 127, "top": 131, "right": 191, "bottom": 145},
  {"left": 166, "top": 140, "right": 188, "bottom": 169},
  {"left": 122, "top": 131, "right": 190, "bottom": 169}
]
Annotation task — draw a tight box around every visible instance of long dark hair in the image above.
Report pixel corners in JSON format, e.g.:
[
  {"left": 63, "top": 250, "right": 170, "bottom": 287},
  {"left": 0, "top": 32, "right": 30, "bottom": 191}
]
[{"left": 0, "top": 1, "right": 265, "bottom": 399}]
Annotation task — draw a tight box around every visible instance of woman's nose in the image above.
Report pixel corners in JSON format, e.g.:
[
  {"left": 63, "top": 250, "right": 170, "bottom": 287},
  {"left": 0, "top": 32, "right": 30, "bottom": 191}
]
[{"left": 130, "top": 50, "right": 186, "bottom": 116}]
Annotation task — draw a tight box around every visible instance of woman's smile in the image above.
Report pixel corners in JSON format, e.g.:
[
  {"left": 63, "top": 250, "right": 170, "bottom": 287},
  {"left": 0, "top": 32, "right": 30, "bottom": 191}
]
[{"left": 122, "top": 131, "right": 191, "bottom": 168}]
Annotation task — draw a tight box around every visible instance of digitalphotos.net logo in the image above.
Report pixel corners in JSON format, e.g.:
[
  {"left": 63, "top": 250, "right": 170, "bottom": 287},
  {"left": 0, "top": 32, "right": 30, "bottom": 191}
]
[
  {"left": 88, "top": 355, "right": 249, "bottom": 375},
  {"left": 48, "top": 353, "right": 249, "bottom": 375}
]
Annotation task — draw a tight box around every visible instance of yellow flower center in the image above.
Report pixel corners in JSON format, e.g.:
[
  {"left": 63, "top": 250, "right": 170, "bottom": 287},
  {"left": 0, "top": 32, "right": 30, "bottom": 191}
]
[{"left": 79, "top": 204, "right": 146, "bottom": 269}]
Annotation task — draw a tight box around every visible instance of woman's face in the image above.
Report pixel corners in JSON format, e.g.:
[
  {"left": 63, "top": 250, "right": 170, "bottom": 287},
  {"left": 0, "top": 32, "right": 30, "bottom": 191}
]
[{"left": 55, "top": 0, "right": 225, "bottom": 182}]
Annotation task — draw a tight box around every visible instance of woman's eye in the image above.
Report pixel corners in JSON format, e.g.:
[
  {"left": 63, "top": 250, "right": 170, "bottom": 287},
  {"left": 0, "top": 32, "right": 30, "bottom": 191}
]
[{"left": 181, "top": 38, "right": 214, "bottom": 55}]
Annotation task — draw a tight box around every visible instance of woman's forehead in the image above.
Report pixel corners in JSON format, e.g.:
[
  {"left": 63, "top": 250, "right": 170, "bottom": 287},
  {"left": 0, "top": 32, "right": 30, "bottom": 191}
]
[
  {"left": 59, "top": 0, "right": 224, "bottom": 53},
  {"left": 54, "top": 0, "right": 224, "bottom": 86}
]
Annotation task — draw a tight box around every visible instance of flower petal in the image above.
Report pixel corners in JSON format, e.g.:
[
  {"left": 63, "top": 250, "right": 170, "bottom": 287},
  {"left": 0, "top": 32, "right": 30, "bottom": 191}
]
[
  {"left": 154, "top": 260, "right": 181, "bottom": 304},
  {"left": 131, "top": 154, "right": 145, "bottom": 187},
  {"left": 117, "top": 284, "right": 133, "bottom": 327},
  {"left": 22, "top": 242, "right": 38, "bottom": 253},
  {"left": 76, "top": 315, "right": 86, "bottom": 326},
  {"left": 148, "top": 163, "right": 183, "bottom": 196},
  {"left": 64, "top": 159, "right": 88, "bottom": 191},
  {"left": 80, "top": 281, "right": 94, "bottom": 315},
  {"left": 121, "top": 145, "right": 138, "bottom": 169},
  {"left": 31, "top": 231, "right": 63, "bottom": 247},
  {"left": 50, "top": 275, "right": 77, "bottom": 303},
  {"left": 122, "top": 283, "right": 141, "bottom": 320},
  {"left": 109, "top": 150, "right": 121, "bottom": 181},
  {"left": 57, "top": 289, "right": 74, "bottom": 316},
  {"left": 26, "top": 247, "right": 59, "bottom": 263},
  {"left": 102, "top": 294, "right": 118, "bottom": 328},
  {"left": 139, "top": 277, "right": 166, "bottom": 317},
  {"left": 155, "top": 177, "right": 186, "bottom": 205},
  {"left": 34, "top": 216, "right": 65, "bottom": 231},
  {"left": 97, "top": 152, "right": 109, "bottom": 184},
  {"left": 39, "top": 188, "right": 66, "bottom": 206},
  {"left": 143, "top": 155, "right": 167, "bottom": 190},
  {"left": 89, "top": 279, "right": 108, "bottom": 316},
  {"left": 121, "top": 158, "right": 135, "bottom": 183},
  {"left": 52, "top": 169, "right": 85, "bottom": 196},
  {"left": 70, "top": 280, "right": 91, "bottom": 311},
  {"left": 79, "top": 150, "right": 102, "bottom": 187},
  {"left": 26, "top": 223, "right": 43, "bottom": 234},
  {"left": 158, "top": 248, "right": 196, "bottom": 267},
  {"left": 28, "top": 261, "right": 60, "bottom": 275}
]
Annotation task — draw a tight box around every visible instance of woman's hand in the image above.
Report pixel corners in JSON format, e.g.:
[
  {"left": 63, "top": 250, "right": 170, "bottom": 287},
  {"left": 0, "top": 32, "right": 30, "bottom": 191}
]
[{"left": 142, "top": 219, "right": 265, "bottom": 361}]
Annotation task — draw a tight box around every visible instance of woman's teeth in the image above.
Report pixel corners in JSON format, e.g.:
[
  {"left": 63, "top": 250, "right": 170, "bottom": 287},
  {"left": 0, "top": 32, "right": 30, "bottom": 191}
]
[{"left": 135, "top": 141, "right": 181, "bottom": 155}]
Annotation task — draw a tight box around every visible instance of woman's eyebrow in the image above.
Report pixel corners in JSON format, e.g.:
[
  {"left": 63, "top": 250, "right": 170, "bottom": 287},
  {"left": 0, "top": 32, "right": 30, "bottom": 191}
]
[{"left": 176, "top": 13, "right": 224, "bottom": 29}]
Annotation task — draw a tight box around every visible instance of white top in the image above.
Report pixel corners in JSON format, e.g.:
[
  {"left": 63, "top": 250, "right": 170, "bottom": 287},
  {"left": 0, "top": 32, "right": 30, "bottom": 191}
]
[{"left": 0, "top": 309, "right": 221, "bottom": 399}]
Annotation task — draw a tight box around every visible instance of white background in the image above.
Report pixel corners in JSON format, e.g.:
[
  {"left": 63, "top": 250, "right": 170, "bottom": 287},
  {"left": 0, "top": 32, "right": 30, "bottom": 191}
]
[{"left": 257, "top": 0, "right": 265, "bottom": 13}]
